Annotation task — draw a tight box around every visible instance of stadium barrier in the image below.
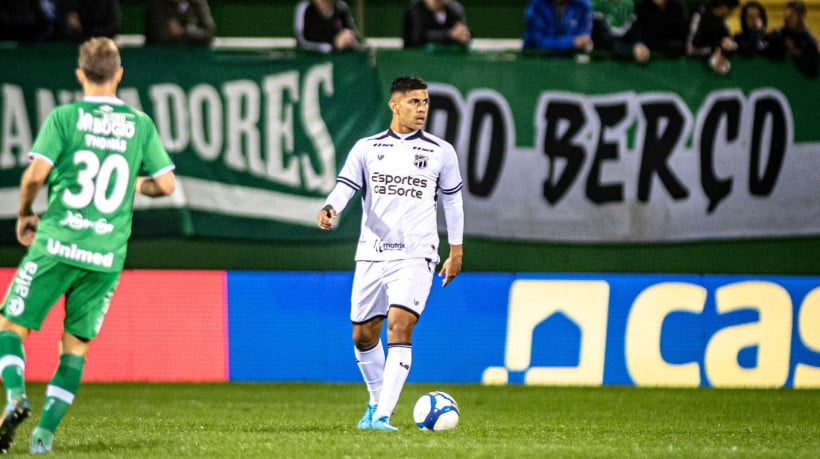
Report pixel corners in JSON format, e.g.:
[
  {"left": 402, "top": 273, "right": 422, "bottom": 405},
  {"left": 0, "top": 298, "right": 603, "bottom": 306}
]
[{"left": 4, "top": 268, "right": 818, "bottom": 388}]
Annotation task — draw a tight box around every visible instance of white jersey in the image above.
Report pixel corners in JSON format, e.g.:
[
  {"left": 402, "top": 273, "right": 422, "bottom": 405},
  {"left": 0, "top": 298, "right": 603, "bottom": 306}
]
[{"left": 325, "top": 129, "right": 464, "bottom": 262}]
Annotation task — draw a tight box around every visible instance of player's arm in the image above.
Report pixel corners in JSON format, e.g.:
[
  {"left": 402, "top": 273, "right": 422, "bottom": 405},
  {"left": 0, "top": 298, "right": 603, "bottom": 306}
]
[
  {"left": 317, "top": 182, "right": 357, "bottom": 230},
  {"left": 136, "top": 169, "right": 175, "bottom": 197},
  {"left": 17, "top": 156, "right": 53, "bottom": 246},
  {"left": 439, "top": 187, "right": 464, "bottom": 287},
  {"left": 318, "top": 141, "right": 365, "bottom": 230},
  {"left": 438, "top": 146, "right": 465, "bottom": 287}
]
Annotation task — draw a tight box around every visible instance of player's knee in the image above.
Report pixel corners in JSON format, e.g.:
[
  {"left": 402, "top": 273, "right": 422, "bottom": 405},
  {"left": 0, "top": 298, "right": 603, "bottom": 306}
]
[
  {"left": 386, "top": 319, "right": 415, "bottom": 341},
  {"left": 352, "top": 328, "right": 379, "bottom": 349}
]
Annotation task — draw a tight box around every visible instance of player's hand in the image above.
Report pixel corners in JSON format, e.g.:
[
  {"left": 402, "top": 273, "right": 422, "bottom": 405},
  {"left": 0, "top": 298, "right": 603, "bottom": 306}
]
[
  {"left": 16, "top": 213, "right": 39, "bottom": 247},
  {"left": 438, "top": 254, "right": 462, "bottom": 288},
  {"left": 317, "top": 206, "right": 337, "bottom": 230}
]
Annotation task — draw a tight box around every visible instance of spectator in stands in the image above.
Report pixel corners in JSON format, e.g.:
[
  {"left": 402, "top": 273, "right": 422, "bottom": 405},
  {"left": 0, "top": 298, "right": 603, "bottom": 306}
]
[
  {"left": 687, "top": 0, "right": 739, "bottom": 74},
  {"left": 0, "top": 1, "right": 56, "bottom": 42},
  {"left": 53, "top": 0, "right": 121, "bottom": 42},
  {"left": 403, "top": 0, "right": 471, "bottom": 49},
  {"left": 590, "top": 0, "right": 649, "bottom": 61},
  {"left": 144, "top": 0, "right": 216, "bottom": 46},
  {"left": 522, "top": 0, "right": 594, "bottom": 55},
  {"left": 294, "top": 0, "right": 362, "bottom": 53},
  {"left": 733, "top": 1, "right": 769, "bottom": 56},
  {"left": 764, "top": 0, "right": 818, "bottom": 78},
  {"left": 634, "top": 0, "right": 688, "bottom": 57}
]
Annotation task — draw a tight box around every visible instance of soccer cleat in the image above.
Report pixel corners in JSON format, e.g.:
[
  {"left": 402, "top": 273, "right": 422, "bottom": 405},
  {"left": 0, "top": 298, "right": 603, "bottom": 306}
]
[
  {"left": 0, "top": 396, "right": 31, "bottom": 453},
  {"left": 357, "top": 404, "right": 377, "bottom": 429},
  {"left": 29, "top": 427, "right": 54, "bottom": 454},
  {"left": 371, "top": 416, "right": 398, "bottom": 432}
]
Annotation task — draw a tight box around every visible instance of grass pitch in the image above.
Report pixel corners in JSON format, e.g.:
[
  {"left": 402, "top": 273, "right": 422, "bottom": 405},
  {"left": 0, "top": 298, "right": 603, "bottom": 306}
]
[{"left": 8, "top": 382, "right": 819, "bottom": 458}]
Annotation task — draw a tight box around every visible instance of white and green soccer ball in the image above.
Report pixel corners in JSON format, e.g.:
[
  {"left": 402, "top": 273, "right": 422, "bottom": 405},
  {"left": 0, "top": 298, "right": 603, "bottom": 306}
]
[{"left": 413, "top": 391, "right": 460, "bottom": 431}]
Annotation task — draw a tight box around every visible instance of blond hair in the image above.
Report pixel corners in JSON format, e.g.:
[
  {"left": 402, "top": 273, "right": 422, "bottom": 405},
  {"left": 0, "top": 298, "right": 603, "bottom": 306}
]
[{"left": 78, "top": 37, "right": 121, "bottom": 84}]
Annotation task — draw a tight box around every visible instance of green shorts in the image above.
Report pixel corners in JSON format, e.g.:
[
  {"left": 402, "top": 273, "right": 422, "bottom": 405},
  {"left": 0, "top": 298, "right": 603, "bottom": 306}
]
[{"left": 1, "top": 250, "right": 120, "bottom": 340}]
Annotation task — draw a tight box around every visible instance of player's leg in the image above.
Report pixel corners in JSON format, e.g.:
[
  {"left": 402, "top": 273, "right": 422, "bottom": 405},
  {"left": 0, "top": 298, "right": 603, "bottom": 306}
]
[
  {"left": 30, "top": 333, "right": 89, "bottom": 454},
  {"left": 371, "top": 258, "right": 434, "bottom": 431},
  {"left": 0, "top": 255, "right": 71, "bottom": 453},
  {"left": 352, "top": 318, "right": 384, "bottom": 429},
  {"left": 30, "top": 270, "right": 118, "bottom": 454},
  {"left": 350, "top": 261, "right": 388, "bottom": 429},
  {"left": 371, "top": 308, "right": 417, "bottom": 431},
  {"left": 0, "top": 319, "right": 32, "bottom": 454}
]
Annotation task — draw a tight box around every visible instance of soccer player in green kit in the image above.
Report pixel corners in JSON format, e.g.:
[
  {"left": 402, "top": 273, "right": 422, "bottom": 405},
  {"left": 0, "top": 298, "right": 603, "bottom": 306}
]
[{"left": 0, "top": 37, "right": 176, "bottom": 454}]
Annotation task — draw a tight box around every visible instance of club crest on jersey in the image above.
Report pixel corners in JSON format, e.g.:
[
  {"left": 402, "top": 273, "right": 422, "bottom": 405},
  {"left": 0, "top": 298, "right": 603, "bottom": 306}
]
[{"left": 414, "top": 154, "right": 428, "bottom": 169}]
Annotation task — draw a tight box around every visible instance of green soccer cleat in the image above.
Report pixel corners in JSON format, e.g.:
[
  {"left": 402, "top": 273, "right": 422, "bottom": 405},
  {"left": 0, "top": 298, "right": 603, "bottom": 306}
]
[
  {"left": 29, "top": 427, "right": 53, "bottom": 455},
  {"left": 371, "top": 416, "right": 398, "bottom": 432},
  {"left": 357, "top": 404, "right": 377, "bottom": 429},
  {"left": 0, "top": 396, "right": 31, "bottom": 453}
]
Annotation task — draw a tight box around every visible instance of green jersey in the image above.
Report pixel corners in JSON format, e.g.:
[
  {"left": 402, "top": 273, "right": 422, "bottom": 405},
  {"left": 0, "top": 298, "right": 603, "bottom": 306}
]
[{"left": 28, "top": 96, "right": 174, "bottom": 272}]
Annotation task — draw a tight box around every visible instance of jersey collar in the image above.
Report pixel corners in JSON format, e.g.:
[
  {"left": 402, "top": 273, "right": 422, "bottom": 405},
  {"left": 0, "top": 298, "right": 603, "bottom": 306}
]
[
  {"left": 83, "top": 96, "right": 124, "bottom": 105},
  {"left": 387, "top": 129, "right": 425, "bottom": 141}
]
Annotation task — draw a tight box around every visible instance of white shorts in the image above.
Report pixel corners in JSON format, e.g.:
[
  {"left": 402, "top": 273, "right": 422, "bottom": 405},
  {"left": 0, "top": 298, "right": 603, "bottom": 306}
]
[{"left": 350, "top": 258, "right": 436, "bottom": 324}]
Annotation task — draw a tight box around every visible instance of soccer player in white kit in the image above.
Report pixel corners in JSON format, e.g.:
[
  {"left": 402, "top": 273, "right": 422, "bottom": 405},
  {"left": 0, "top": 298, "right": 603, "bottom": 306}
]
[{"left": 317, "top": 76, "right": 464, "bottom": 431}]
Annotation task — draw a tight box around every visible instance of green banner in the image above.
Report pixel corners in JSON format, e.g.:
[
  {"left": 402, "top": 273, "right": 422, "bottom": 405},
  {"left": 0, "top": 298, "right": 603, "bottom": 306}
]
[
  {"left": 0, "top": 44, "right": 385, "bottom": 241},
  {"left": 1, "top": 45, "right": 818, "bottom": 242}
]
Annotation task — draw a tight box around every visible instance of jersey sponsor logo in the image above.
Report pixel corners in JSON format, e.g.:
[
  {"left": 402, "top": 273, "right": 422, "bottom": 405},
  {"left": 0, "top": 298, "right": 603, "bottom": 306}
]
[
  {"left": 46, "top": 238, "right": 114, "bottom": 268},
  {"left": 76, "top": 106, "right": 136, "bottom": 139},
  {"left": 6, "top": 261, "right": 36, "bottom": 316},
  {"left": 414, "top": 154, "right": 428, "bottom": 169},
  {"left": 13, "top": 262, "right": 37, "bottom": 298},
  {"left": 370, "top": 172, "right": 429, "bottom": 199},
  {"left": 374, "top": 240, "right": 406, "bottom": 252},
  {"left": 59, "top": 211, "right": 115, "bottom": 235}
]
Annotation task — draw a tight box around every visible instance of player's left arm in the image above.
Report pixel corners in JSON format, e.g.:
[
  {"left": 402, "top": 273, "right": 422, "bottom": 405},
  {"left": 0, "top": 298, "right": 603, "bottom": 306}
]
[
  {"left": 438, "top": 144, "right": 464, "bottom": 287},
  {"left": 17, "top": 156, "right": 53, "bottom": 246}
]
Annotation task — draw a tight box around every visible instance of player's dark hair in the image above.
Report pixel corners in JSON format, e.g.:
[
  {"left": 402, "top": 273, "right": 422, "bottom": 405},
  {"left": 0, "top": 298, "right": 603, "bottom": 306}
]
[
  {"left": 78, "top": 37, "right": 121, "bottom": 84},
  {"left": 390, "top": 76, "right": 427, "bottom": 94}
]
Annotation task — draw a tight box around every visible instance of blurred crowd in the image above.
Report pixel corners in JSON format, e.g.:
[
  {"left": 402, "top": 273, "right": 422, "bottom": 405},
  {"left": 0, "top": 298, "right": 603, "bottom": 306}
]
[{"left": 0, "top": 0, "right": 816, "bottom": 78}]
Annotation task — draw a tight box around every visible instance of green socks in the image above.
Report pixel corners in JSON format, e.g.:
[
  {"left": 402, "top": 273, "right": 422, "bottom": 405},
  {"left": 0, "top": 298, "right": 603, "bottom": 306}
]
[
  {"left": 37, "top": 353, "right": 85, "bottom": 434},
  {"left": 0, "top": 331, "right": 26, "bottom": 402}
]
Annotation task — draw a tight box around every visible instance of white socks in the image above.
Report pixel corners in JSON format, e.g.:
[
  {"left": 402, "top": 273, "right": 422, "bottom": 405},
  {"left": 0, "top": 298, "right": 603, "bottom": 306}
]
[
  {"left": 372, "top": 343, "right": 412, "bottom": 420},
  {"left": 355, "top": 340, "right": 385, "bottom": 405}
]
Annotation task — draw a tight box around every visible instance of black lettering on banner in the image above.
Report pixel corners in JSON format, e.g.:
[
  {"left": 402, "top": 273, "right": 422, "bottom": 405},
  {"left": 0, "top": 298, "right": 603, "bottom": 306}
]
[
  {"left": 749, "top": 97, "right": 787, "bottom": 196},
  {"left": 428, "top": 94, "right": 460, "bottom": 145},
  {"left": 700, "top": 98, "right": 740, "bottom": 213},
  {"left": 587, "top": 103, "right": 626, "bottom": 204},
  {"left": 542, "top": 101, "right": 585, "bottom": 204},
  {"left": 467, "top": 100, "right": 506, "bottom": 197},
  {"left": 638, "top": 102, "right": 688, "bottom": 202}
]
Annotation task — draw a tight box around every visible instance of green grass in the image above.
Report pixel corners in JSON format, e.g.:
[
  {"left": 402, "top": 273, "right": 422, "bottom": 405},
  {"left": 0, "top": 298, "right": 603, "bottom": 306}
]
[{"left": 8, "top": 383, "right": 819, "bottom": 458}]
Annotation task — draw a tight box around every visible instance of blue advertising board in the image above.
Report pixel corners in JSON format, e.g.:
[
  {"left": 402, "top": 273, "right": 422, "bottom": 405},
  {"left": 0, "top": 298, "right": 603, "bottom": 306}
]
[{"left": 227, "top": 272, "right": 820, "bottom": 388}]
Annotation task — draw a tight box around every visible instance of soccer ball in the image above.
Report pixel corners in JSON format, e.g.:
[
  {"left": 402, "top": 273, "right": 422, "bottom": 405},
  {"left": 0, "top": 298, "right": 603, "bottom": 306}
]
[{"left": 413, "top": 391, "right": 460, "bottom": 431}]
